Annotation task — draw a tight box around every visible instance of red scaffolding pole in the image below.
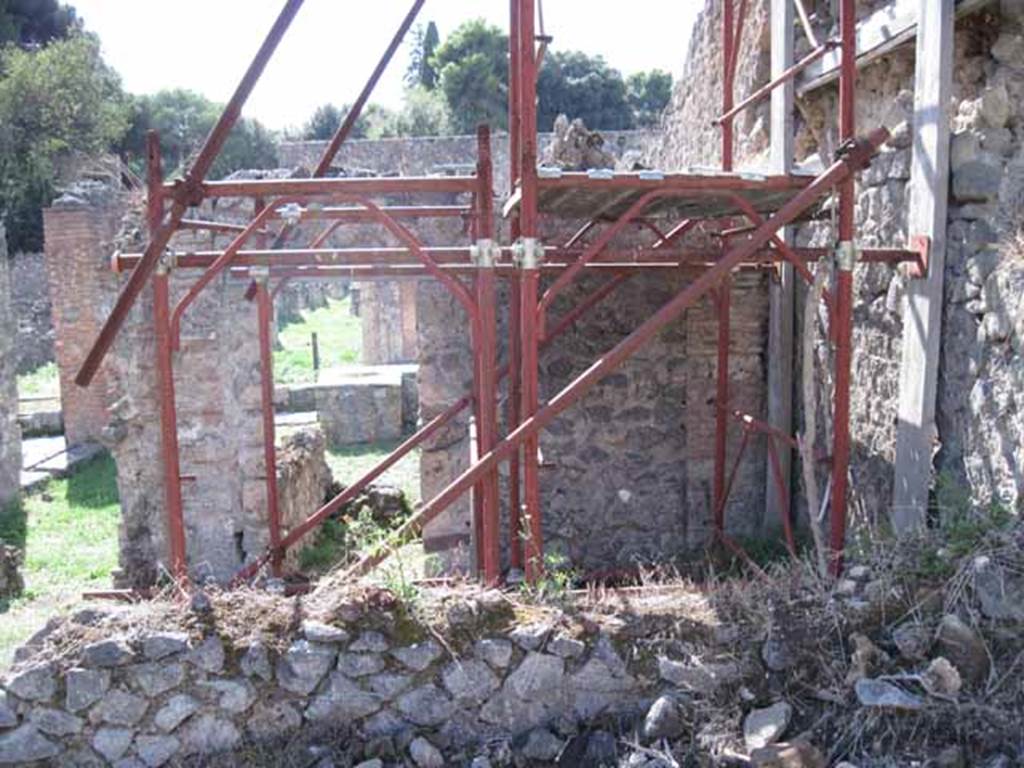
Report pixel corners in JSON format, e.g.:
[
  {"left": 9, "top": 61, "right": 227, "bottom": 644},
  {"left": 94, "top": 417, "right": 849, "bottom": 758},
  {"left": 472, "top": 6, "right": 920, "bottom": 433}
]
[{"left": 73, "top": 0, "right": 897, "bottom": 593}]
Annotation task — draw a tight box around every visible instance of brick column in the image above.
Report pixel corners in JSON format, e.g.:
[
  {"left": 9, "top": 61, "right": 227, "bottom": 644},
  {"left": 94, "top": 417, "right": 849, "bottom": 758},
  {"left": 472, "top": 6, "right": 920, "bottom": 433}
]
[{"left": 43, "top": 193, "right": 126, "bottom": 447}]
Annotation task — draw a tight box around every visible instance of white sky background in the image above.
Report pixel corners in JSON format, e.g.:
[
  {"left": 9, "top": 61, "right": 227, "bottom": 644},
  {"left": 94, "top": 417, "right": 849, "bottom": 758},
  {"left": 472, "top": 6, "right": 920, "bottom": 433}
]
[{"left": 71, "top": 1, "right": 702, "bottom": 131}]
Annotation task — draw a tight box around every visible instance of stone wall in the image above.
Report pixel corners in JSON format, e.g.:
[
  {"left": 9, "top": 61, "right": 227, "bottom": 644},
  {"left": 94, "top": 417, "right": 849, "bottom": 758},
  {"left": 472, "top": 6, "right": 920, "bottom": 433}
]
[
  {"left": 280, "top": 129, "right": 657, "bottom": 196},
  {"left": 102, "top": 203, "right": 271, "bottom": 586},
  {"left": 652, "top": 0, "right": 1024, "bottom": 526},
  {"left": 0, "top": 587, "right": 726, "bottom": 767},
  {"left": 9, "top": 252, "right": 54, "bottom": 376},
  {"left": 275, "top": 427, "right": 333, "bottom": 571},
  {"left": 361, "top": 281, "right": 418, "bottom": 365},
  {"left": 0, "top": 226, "right": 21, "bottom": 507},
  {"left": 42, "top": 184, "right": 125, "bottom": 447}
]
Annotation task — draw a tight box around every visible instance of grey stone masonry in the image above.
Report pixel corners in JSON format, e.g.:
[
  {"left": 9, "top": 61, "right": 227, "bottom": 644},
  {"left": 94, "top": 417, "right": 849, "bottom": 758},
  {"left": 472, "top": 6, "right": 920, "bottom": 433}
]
[
  {"left": 0, "top": 226, "right": 21, "bottom": 508},
  {"left": 0, "top": 587, "right": 735, "bottom": 766}
]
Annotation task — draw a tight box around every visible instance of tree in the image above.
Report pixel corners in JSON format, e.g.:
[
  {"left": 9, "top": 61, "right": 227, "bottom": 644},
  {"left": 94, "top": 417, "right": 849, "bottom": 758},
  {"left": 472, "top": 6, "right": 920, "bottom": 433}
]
[
  {"left": 299, "top": 102, "right": 403, "bottom": 143},
  {"left": 431, "top": 19, "right": 508, "bottom": 133},
  {"left": 0, "top": 0, "right": 79, "bottom": 47},
  {"left": 537, "top": 51, "right": 634, "bottom": 132},
  {"left": 0, "top": 33, "right": 129, "bottom": 251},
  {"left": 405, "top": 21, "right": 440, "bottom": 90},
  {"left": 119, "top": 89, "right": 278, "bottom": 179},
  {"left": 302, "top": 103, "right": 346, "bottom": 141},
  {"left": 395, "top": 86, "right": 451, "bottom": 137},
  {"left": 627, "top": 69, "right": 672, "bottom": 128}
]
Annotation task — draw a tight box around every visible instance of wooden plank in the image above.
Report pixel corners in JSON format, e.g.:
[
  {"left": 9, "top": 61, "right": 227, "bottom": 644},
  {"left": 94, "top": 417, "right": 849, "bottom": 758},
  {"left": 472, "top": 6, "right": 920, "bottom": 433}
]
[
  {"left": 765, "top": 0, "right": 796, "bottom": 534},
  {"left": 798, "top": 0, "right": 991, "bottom": 94},
  {"left": 892, "top": 0, "right": 954, "bottom": 533}
]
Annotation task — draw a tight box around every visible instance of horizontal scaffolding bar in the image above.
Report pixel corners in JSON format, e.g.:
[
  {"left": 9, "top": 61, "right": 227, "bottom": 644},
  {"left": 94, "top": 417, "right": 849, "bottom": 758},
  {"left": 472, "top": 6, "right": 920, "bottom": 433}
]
[
  {"left": 166, "top": 175, "right": 478, "bottom": 201},
  {"left": 113, "top": 246, "right": 920, "bottom": 273}
]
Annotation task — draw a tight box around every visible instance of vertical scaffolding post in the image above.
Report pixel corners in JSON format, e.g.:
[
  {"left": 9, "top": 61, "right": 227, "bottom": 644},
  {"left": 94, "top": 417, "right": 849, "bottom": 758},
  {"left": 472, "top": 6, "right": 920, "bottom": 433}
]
[
  {"left": 829, "top": 0, "right": 857, "bottom": 575},
  {"left": 148, "top": 131, "right": 188, "bottom": 584},
  {"left": 766, "top": 0, "right": 795, "bottom": 534},
  {"left": 506, "top": 0, "right": 524, "bottom": 573},
  {"left": 892, "top": 0, "right": 953, "bottom": 534},
  {"left": 474, "top": 126, "right": 501, "bottom": 584},
  {"left": 517, "top": 0, "right": 544, "bottom": 581},
  {"left": 254, "top": 270, "right": 282, "bottom": 577},
  {"left": 713, "top": 0, "right": 736, "bottom": 534}
]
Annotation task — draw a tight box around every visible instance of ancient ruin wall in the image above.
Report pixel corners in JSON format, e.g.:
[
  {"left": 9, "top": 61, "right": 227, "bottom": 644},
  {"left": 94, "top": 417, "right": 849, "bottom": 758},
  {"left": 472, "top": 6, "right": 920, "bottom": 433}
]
[
  {"left": 0, "top": 590, "right": 704, "bottom": 767},
  {"left": 42, "top": 186, "right": 125, "bottom": 448},
  {"left": 361, "top": 281, "right": 419, "bottom": 365},
  {"left": 280, "top": 130, "right": 656, "bottom": 196},
  {"left": 0, "top": 226, "right": 21, "bottom": 507},
  {"left": 655, "top": 0, "right": 1024, "bottom": 520},
  {"left": 9, "top": 253, "right": 54, "bottom": 376}
]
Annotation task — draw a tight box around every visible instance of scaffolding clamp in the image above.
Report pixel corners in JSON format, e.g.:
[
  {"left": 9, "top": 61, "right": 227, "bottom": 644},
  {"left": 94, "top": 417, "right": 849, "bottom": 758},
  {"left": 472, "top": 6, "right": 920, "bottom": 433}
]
[
  {"left": 156, "top": 249, "right": 177, "bottom": 276},
  {"left": 249, "top": 265, "right": 271, "bottom": 284},
  {"left": 836, "top": 241, "right": 858, "bottom": 271},
  {"left": 471, "top": 239, "right": 500, "bottom": 268},
  {"left": 514, "top": 238, "right": 544, "bottom": 270},
  {"left": 277, "top": 202, "right": 304, "bottom": 225}
]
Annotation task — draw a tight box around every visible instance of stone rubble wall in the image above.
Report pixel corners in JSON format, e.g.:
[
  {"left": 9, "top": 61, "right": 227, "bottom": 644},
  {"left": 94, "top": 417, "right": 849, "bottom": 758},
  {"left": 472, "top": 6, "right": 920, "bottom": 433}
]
[
  {"left": 280, "top": 130, "right": 657, "bottom": 197},
  {"left": 275, "top": 427, "right": 333, "bottom": 571},
  {"left": 8, "top": 252, "right": 54, "bottom": 376},
  {"left": 0, "top": 593, "right": 694, "bottom": 768},
  {"left": 0, "top": 226, "right": 21, "bottom": 508},
  {"left": 655, "top": 0, "right": 1024, "bottom": 522}
]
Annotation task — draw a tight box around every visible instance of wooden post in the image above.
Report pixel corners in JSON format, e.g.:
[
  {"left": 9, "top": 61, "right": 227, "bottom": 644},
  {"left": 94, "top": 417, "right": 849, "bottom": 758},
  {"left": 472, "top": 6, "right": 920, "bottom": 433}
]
[
  {"left": 311, "top": 331, "right": 320, "bottom": 377},
  {"left": 892, "top": 0, "right": 953, "bottom": 533},
  {"left": 765, "top": 0, "right": 795, "bottom": 533}
]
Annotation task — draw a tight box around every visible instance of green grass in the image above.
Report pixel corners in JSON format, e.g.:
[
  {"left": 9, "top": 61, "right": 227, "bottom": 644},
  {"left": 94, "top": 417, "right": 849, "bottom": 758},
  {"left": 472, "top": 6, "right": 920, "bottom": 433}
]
[
  {"left": 275, "top": 296, "right": 363, "bottom": 385},
  {"left": 0, "top": 453, "right": 120, "bottom": 666},
  {"left": 17, "top": 361, "right": 60, "bottom": 399},
  {"left": 326, "top": 440, "right": 421, "bottom": 505}
]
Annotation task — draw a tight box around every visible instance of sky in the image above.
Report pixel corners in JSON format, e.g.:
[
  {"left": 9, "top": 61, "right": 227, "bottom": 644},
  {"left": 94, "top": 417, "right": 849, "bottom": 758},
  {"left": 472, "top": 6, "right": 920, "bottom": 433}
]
[{"left": 71, "top": 1, "right": 701, "bottom": 131}]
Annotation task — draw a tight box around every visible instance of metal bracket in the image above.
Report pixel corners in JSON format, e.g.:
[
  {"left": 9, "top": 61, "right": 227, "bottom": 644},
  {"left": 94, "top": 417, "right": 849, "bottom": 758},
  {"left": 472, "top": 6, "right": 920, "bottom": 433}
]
[
  {"left": 835, "top": 241, "right": 858, "bottom": 271},
  {"left": 156, "top": 249, "right": 177, "bottom": 276},
  {"left": 470, "top": 239, "right": 500, "bottom": 268},
  {"left": 907, "top": 234, "right": 930, "bottom": 279},
  {"left": 277, "top": 202, "right": 304, "bottom": 225},
  {"left": 513, "top": 238, "right": 544, "bottom": 270},
  {"left": 249, "top": 265, "right": 270, "bottom": 284},
  {"left": 834, "top": 137, "right": 859, "bottom": 161}
]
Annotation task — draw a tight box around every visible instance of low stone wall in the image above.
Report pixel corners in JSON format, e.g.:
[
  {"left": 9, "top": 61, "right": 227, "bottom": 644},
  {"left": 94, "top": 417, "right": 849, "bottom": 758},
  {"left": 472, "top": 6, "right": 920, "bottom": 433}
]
[
  {"left": 0, "top": 587, "right": 716, "bottom": 767},
  {"left": 0, "top": 226, "right": 21, "bottom": 508},
  {"left": 279, "top": 365, "right": 419, "bottom": 447}
]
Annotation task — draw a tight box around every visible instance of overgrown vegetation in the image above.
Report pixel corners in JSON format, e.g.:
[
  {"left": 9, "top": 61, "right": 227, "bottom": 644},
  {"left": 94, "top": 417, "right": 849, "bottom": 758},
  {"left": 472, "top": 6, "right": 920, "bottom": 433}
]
[{"left": 0, "top": 452, "right": 120, "bottom": 665}]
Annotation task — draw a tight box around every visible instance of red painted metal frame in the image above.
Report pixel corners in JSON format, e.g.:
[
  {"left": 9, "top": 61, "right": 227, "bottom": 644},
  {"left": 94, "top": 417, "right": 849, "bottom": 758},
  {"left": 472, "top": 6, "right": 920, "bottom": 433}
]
[
  {"left": 255, "top": 278, "right": 283, "bottom": 577},
  {"left": 80, "top": 0, "right": 881, "bottom": 589},
  {"left": 148, "top": 131, "right": 188, "bottom": 585},
  {"left": 76, "top": 0, "right": 305, "bottom": 387},
  {"left": 341, "top": 130, "right": 888, "bottom": 581},
  {"left": 829, "top": 0, "right": 858, "bottom": 576}
]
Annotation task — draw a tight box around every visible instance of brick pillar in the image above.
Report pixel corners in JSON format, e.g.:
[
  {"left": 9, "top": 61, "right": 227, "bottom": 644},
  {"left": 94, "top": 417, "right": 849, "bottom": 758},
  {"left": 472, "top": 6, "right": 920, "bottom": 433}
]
[
  {"left": 0, "top": 225, "right": 21, "bottom": 506},
  {"left": 43, "top": 192, "right": 126, "bottom": 447}
]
